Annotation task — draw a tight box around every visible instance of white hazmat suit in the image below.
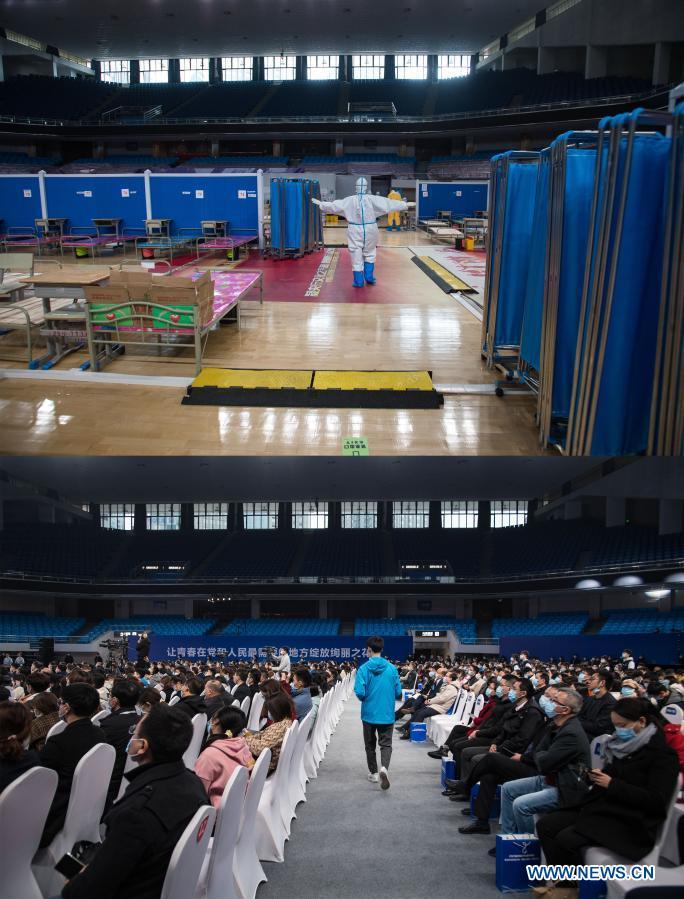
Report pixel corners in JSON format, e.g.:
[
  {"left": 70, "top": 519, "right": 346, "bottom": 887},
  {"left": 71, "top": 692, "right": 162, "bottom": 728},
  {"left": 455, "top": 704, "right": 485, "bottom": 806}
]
[{"left": 312, "top": 177, "right": 410, "bottom": 286}]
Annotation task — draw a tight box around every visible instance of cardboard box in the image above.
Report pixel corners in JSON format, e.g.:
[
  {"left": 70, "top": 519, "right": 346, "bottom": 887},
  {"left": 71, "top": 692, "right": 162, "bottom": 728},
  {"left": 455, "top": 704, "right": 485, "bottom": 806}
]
[{"left": 495, "top": 834, "right": 541, "bottom": 893}]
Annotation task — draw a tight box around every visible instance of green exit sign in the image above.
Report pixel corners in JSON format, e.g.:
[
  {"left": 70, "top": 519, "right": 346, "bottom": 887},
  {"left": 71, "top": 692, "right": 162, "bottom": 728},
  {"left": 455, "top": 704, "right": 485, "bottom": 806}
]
[{"left": 342, "top": 437, "right": 369, "bottom": 456}]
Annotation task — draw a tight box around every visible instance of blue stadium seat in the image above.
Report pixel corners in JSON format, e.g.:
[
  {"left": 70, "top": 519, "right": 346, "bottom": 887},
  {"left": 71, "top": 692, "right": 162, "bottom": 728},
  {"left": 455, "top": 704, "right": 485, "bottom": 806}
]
[
  {"left": 599, "top": 609, "right": 684, "bottom": 635},
  {"left": 221, "top": 618, "right": 340, "bottom": 636},
  {"left": 491, "top": 613, "right": 589, "bottom": 638},
  {"left": 0, "top": 613, "right": 84, "bottom": 642},
  {"left": 354, "top": 617, "right": 476, "bottom": 640}
]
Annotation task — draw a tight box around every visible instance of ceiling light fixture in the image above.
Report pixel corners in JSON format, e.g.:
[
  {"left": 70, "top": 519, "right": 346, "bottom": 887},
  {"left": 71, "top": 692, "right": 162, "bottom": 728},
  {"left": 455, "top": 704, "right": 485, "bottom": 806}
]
[{"left": 644, "top": 588, "right": 670, "bottom": 599}]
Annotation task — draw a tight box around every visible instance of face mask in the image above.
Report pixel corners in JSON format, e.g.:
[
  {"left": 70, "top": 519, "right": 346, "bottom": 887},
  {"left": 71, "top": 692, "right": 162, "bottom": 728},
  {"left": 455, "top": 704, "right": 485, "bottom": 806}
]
[
  {"left": 531, "top": 677, "right": 539, "bottom": 688},
  {"left": 550, "top": 676, "right": 561, "bottom": 685},
  {"left": 429, "top": 671, "right": 436, "bottom": 679},
  {"left": 485, "top": 687, "right": 493, "bottom": 697},
  {"left": 58, "top": 704, "right": 68, "bottom": 720},
  {"left": 621, "top": 687, "right": 635, "bottom": 697},
  {"left": 508, "top": 689, "right": 517, "bottom": 703},
  {"left": 496, "top": 676, "right": 502, "bottom": 683},
  {"left": 206, "top": 722, "right": 214, "bottom": 736},
  {"left": 661, "top": 680, "right": 670, "bottom": 688},
  {"left": 539, "top": 696, "right": 557, "bottom": 718},
  {"left": 578, "top": 673, "right": 586, "bottom": 683},
  {"left": 614, "top": 726, "right": 637, "bottom": 742},
  {"left": 495, "top": 686, "right": 504, "bottom": 698},
  {"left": 126, "top": 737, "right": 144, "bottom": 759},
  {"left": 592, "top": 687, "right": 601, "bottom": 697}
]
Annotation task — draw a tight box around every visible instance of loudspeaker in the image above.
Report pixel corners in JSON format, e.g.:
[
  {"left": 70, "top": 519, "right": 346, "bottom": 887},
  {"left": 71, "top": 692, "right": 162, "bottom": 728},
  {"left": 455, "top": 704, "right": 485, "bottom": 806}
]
[{"left": 39, "top": 637, "right": 55, "bottom": 665}]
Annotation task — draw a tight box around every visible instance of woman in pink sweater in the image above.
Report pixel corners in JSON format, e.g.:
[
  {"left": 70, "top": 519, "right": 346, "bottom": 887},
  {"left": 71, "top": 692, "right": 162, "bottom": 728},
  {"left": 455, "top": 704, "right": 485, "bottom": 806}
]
[{"left": 195, "top": 705, "right": 254, "bottom": 808}]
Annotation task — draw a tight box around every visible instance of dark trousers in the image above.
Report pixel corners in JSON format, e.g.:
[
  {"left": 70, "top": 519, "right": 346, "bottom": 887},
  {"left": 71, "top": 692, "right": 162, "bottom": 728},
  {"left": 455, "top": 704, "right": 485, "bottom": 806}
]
[
  {"left": 467, "top": 754, "right": 537, "bottom": 820},
  {"left": 395, "top": 695, "right": 426, "bottom": 719},
  {"left": 536, "top": 808, "right": 591, "bottom": 868},
  {"left": 445, "top": 724, "right": 469, "bottom": 750},
  {"left": 457, "top": 740, "right": 495, "bottom": 780},
  {"left": 410, "top": 705, "right": 439, "bottom": 724},
  {"left": 363, "top": 722, "right": 393, "bottom": 773},
  {"left": 446, "top": 736, "right": 492, "bottom": 773}
]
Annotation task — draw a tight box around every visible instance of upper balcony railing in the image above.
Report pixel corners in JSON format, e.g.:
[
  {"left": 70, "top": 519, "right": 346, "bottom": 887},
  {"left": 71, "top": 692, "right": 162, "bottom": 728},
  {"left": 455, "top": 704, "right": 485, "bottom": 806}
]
[{"left": 0, "top": 86, "right": 667, "bottom": 131}]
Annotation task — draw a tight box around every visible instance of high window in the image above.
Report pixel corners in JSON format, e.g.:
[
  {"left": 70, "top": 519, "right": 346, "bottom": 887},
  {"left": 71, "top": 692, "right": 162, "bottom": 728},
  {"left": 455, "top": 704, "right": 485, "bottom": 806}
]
[
  {"left": 146, "top": 503, "right": 181, "bottom": 530},
  {"left": 441, "top": 501, "right": 478, "bottom": 528},
  {"left": 437, "top": 54, "right": 471, "bottom": 79},
  {"left": 99, "top": 59, "right": 130, "bottom": 85},
  {"left": 307, "top": 55, "right": 339, "bottom": 79},
  {"left": 179, "top": 58, "right": 210, "bottom": 83},
  {"left": 221, "top": 57, "right": 253, "bottom": 82},
  {"left": 194, "top": 502, "right": 228, "bottom": 530},
  {"left": 395, "top": 54, "right": 427, "bottom": 79},
  {"left": 341, "top": 501, "right": 377, "bottom": 528},
  {"left": 352, "top": 54, "right": 384, "bottom": 79},
  {"left": 292, "top": 501, "right": 328, "bottom": 529},
  {"left": 264, "top": 55, "right": 296, "bottom": 80},
  {"left": 491, "top": 500, "right": 528, "bottom": 528},
  {"left": 243, "top": 502, "right": 279, "bottom": 530},
  {"left": 100, "top": 503, "right": 134, "bottom": 530},
  {"left": 139, "top": 59, "right": 169, "bottom": 84},
  {"left": 392, "top": 500, "right": 430, "bottom": 528}
]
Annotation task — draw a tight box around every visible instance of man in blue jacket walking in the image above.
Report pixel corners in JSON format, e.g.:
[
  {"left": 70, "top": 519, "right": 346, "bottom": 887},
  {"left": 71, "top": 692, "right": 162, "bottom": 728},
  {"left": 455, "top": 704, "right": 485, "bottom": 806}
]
[{"left": 354, "top": 635, "right": 402, "bottom": 790}]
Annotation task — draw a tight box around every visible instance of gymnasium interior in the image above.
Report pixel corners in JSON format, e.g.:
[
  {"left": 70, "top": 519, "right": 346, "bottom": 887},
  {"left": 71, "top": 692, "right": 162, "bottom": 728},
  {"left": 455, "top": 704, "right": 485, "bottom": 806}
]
[
  {"left": 0, "top": 4, "right": 683, "bottom": 898},
  {"left": 0, "top": 0, "right": 681, "bottom": 456}
]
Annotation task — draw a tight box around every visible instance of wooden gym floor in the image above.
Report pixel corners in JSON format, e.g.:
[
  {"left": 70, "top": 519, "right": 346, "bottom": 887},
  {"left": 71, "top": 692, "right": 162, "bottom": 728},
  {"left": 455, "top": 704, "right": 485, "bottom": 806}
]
[{"left": 0, "top": 231, "right": 544, "bottom": 456}]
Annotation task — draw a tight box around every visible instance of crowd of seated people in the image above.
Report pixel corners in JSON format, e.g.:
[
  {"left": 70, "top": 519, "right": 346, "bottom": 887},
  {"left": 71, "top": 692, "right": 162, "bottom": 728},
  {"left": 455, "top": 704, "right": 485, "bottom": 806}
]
[
  {"left": 0, "top": 648, "right": 350, "bottom": 899},
  {"left": 396, "top": 648, "right": 684, "bottom": 897}
]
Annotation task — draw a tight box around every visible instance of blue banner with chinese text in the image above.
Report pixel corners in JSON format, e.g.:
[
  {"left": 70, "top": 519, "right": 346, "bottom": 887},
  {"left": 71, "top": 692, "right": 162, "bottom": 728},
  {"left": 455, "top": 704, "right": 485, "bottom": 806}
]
[{"left": 132, "top": 635, "right": 413, "bottom": 664}]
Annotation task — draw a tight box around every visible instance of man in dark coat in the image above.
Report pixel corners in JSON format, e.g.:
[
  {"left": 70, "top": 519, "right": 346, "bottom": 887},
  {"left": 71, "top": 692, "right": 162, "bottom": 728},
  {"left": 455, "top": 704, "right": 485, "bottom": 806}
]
[
  {"left": 62, "top": 704, "right": 208, "bottom": 899},
  {"left": 99, "top": 677, "right": 142, "bottom": 808},
  {"left": 39, "top": 683, "right": 105, "bottom": 847},
  {"left": 579, "top": 668, "right": 617, "bottom": 737},
  {"left": 174, "top": 677, "right": 207, "bottom": 719}
]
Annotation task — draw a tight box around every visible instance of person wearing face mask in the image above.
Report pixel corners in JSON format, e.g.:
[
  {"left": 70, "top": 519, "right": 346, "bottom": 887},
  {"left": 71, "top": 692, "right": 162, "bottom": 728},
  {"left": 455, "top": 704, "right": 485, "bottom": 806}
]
[
  {"left": 621, "top": 650, "right": 636, "bottom": 670},
  {"left": 531, "top": 670, "right": 549, "bottom": 703},
  {"left": 0, "top": 700, "right": 39, "bottom": 793},
  {"left": 38, "top": 682, "right": 105, "bottom": 848},
  {"left": 497, "top": 688, "right": 591, "bottom": 842},
  {"left": 61, "top": 704, "right": 208, "bottom": 899},
  {"left": 99, "top": 678, "right": 143, "bottom": 810},
  {"left": 194, "top": 705, "right": 253, "bottom": 809},
  {"left": 619, "top": 678, "right": 639, "bottom": 699},
  {"left": 445, "top": 678, "right": 545, "bottom": 790},
  {"left": 578, "top": 668, "right": 616, "bottom": 738},
  {"left": 535, "top": 698, "right": 679, "bottom": 890}
]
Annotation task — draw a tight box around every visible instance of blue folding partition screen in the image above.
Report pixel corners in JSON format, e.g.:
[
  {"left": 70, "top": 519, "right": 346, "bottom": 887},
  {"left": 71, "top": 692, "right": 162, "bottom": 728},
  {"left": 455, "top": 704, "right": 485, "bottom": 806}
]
[
  {"left": 269, "top": 178, "right": 321, "bottom": 256},
  {"left": 148, "top": 174, "right": 259, "bottom": 236},
  {"left": 43, "top": 175, "right": 146, "bottom": 233},
  {"left": 417, "top": 181, "right": 488, "bottom": 220},
  {"left": 0, "top": 175, "right": 42, "bottom": 229}
]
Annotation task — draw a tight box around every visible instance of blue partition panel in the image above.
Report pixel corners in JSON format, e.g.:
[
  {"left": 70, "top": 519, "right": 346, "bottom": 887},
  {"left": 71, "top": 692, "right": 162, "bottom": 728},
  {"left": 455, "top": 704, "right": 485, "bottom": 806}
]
[
  {"left": 44, "top": 175, "right": 146, "bottom": 233},
  {"left": 149, "top": 175, "right": 259, "bottom": 235},
  {"left": 418, "top": 181, "right": 488, "bottom": 219},
  {"left": 0, "top": 176, "right": 42, "bottom": 229},
  {"left": 520, "top": 153, "right": 551, "bottom": 371}
]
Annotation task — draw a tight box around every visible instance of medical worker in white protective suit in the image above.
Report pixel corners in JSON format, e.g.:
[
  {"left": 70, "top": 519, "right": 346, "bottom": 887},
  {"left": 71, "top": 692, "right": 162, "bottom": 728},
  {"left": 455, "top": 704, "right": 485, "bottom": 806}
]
[{"left": 312, "top": 178, "right": 414, "bottom": 288}]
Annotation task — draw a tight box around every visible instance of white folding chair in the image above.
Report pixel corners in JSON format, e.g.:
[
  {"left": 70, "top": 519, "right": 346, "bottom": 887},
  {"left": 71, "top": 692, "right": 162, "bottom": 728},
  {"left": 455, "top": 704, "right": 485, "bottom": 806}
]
[
  {"left": 33, "top": 742, "right": 116, "bottom": 898},
  {"left": 160, "top": 805, "right": 216, "bottom": 899},
  {"left": 254, "top": 724, "right": 297, "bottom": 862},
  {"left": 45, "top": 719, "right": 66, "bottom": 741},
  {"left": 91, "top": 709, "right": 110, "bottom": 726},
  {"left": 168, "top": 694, "right": 181, "bottom": 706},
  {"left": 288, "top": 709, "right": 314, "bottom": 819},
  {"left": 234, "top": 749, "right": 271, "bottom": 899},
  {"left": 246, "top": 693, "right": 264, "bottom": 732},
  {"left": 195, "top": 765, "right": 248, "bottom": 899},
  {"left": 240, "top": 695, "right": 251, "bottom": 716},
  {"left": 1, "top": 766, "right": 58, "bottom": 899},
  {"left": 183, "top": 713, "right": 207, "bottom": 769}
]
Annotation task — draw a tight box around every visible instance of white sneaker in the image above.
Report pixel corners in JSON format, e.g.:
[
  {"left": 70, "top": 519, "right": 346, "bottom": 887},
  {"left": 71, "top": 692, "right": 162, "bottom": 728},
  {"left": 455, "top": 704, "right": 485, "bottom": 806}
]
[
  {"left": 379, "top": 766, "right": 390, "bottom": 790},
  {"left": 367, "top": 772, "right": 379, "bottom": 783}
]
